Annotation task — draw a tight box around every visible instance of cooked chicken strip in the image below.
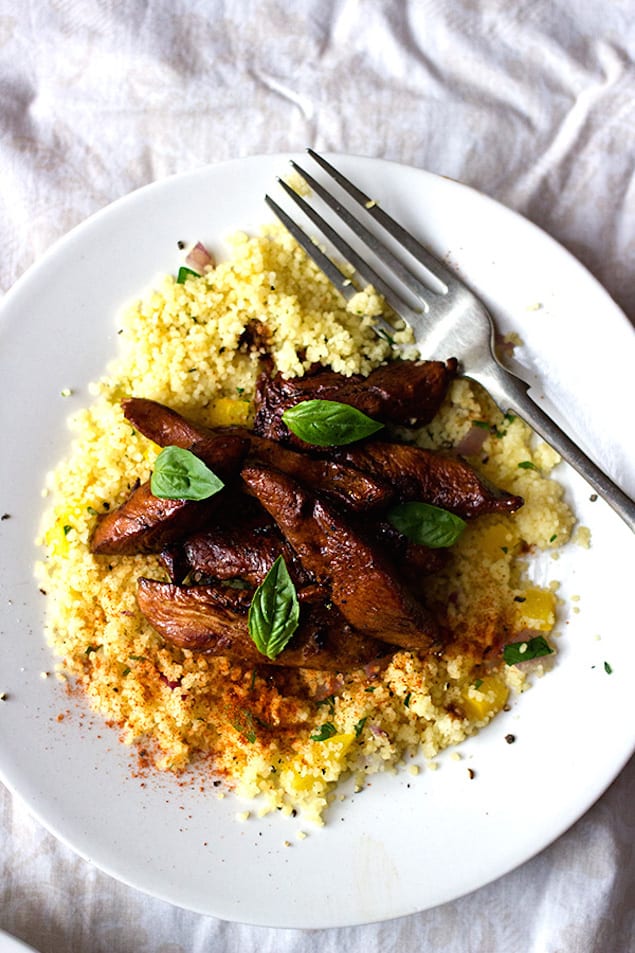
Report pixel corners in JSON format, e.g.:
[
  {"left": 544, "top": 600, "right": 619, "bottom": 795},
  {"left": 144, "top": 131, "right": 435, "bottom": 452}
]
[
  {"left": 123, "top": 397, "right": 210, "bottom": 453},
  {"left": 137, "top": 578, "right": 390, "bottom": 671},
  {"left": 253, "top": 358, "right": 458, "bottom": 446},
  {"left": 241, "top": 464, "right": 440, "bottom": 654},
  {"left": 184, "top": 509, "right": 316, "bottom": 588},
  {"left": 90, "top": 432, "right": 248, "bottom": 555},
  {"left": 122, "top": 397, "right": 391, "bottom": 511},
  {"left": 336, "top": 441, "right": 523, "bottom": 518}
]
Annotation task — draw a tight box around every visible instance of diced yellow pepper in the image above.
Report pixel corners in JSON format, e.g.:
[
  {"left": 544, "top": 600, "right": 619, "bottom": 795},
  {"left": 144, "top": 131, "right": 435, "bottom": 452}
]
[
  {"left": 462, "top": 676, "right": 509, "bottom": 721},
  {"left": 45, "top": 519, "right": 72, "bottom": 558},
  {"left": 515, "top": 587, "right": 556, "bottom": 632},
  {"left": 478, "top": 522, "right": 519, "bottom": 560},
  {"left": 44, "top": 503, "right": 86, "bottom": 558},
  {"left": 206, "top": 397, "right": 252, "bottom": 427},
  {"left": 284, "top": 732, "right": 356, "bottom": 792},
  {"left": 318, "top": 731, "right": 356, "bottom": 758}
]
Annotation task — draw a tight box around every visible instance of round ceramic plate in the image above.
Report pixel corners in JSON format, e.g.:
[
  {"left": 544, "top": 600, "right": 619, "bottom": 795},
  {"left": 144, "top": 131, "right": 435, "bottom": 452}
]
[
  {"left": 0, "top": 931, "right": 39, "bottom": 953},
  {"left": 0, "top": 154, "right": 633, "bottom": 928}
]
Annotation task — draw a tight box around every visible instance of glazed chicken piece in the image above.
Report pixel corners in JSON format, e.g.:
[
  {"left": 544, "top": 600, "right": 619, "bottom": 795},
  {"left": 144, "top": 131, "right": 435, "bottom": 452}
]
[
  {"left": 90, "top": 432, "right": 248, "bottom": 556},
  {"left": 136, "top": 578, "right": 390, "bottom": 671},
  {"left": 241, "top": 464, "right": 440, "bottom": 654},
  {"left": 185, "top": 501, "right": 444, "bottom": 594},
  {"left": 122, "top": 397, "right": 391, "bottom": 512},
  {"left": 371, "top": 519, "right": 448, "bottom": 593},
  {"left": 123, "top": 397, "right": 214, "bottom": 455},
  {"left": 122, "top": 397, "right": 522, "bottom": 520},
  {"left": 335, "top": 440, "right": 523, "bottom": 519},
  {"left": 184, "top": 508, "right": 316, "bottom": 588},
  {"left": 253, "top": 358, "right": 458, "bottom": 446}
]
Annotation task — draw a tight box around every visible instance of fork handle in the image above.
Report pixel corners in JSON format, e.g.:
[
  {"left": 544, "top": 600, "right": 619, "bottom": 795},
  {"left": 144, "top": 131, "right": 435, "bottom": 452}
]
[{"left": 475, "top": 363, "right": 635, "bottom": 533}]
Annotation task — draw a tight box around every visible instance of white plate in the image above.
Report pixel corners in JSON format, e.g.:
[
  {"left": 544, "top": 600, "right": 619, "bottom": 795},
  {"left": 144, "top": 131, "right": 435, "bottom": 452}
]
[
  {"left": 0, "top": 154, "right": 633, "bottom": 928},
  {"left": 0, "top": 931, "right": 39, "bottom": 953}
]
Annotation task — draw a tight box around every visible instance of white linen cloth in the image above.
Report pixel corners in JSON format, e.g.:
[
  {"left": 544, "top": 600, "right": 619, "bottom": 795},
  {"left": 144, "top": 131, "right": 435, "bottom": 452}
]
[{"left": 1, "top": 1, "right": 633, "bottom": 950}]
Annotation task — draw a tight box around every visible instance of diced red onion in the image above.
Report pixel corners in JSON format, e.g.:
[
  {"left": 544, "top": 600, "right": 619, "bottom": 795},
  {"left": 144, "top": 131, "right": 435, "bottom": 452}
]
[
  {"left": 370, "top": 724, "right": 389, "bottom": 739},
  {"left": 159, "top": 673, "right": 182, "bottom": 690},
  {"left": 185, "top": 241, "right": 214, "bottom": 272},
  {"left": 455, "top": 424, "right": 488, "bottom": 457}
]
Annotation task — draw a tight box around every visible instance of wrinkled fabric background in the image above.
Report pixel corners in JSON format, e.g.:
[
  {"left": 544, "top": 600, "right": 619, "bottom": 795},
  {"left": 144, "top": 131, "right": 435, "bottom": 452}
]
[{"left": 1, "top": 1, "right": 634, "bottom": 951}]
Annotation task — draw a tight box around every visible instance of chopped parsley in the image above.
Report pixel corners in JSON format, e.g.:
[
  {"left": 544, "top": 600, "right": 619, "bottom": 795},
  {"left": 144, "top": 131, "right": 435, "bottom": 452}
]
[
  {"left": 310, "top": 722, "right": 337, "bottom": 742},
  {"left": 354, "top": 717, "right": 367, "bottom": 738},
  {"left": 503, "top": 635, "right": 553, "bottom": 665},
  {"left": 316, "top": 695, "right": 336, "bottom": 715}
]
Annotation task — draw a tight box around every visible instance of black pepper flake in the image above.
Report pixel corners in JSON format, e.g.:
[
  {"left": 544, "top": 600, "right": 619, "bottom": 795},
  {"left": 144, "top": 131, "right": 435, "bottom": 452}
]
[
  {"left": 589, "top": 493, "right": 598, "bottom": 502},
  {"left": 177, "top": 240, "right": 186, "bottom": 249},
  {"left": 514, "top": 596, "right": 526, "bottom": 603},
  {"left": 505, "top": 733, "right": 516, "bottom": 744},
  {"left": 1, "top": 513, "right": 10, "bottom": 521}
]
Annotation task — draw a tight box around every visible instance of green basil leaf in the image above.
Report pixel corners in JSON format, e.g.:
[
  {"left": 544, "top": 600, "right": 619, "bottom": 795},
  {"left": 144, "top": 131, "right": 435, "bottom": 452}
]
[
  {"left": 387, "top": 501, "right": 466, "bottom": 548},
  {"left": 150, "top": 446, "right": 224, "bottom": 501},
  {"left": 247, "top": 556, "right": 300, "bottom": 660},
  {"left": 503, "top": 635, "right": 554, "bottom": 665},
  {"left": 310, "top": 722, "right": 337, "bottom": 742},
  {"left": 176, "top": 265, "right": 201, "bottom": 284},
  {"left": 282, "top": 399, "right": 384, "bottom": 446}
]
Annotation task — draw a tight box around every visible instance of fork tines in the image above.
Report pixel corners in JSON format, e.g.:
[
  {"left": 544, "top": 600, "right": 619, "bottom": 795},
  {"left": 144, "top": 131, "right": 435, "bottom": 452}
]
[{"left": 265, "top": 149, "right": 455, "bottom": 324}]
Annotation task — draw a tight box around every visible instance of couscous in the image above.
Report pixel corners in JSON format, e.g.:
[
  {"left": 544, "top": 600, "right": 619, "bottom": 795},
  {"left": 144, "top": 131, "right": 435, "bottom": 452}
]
[{"left": 36, "top": 224, "right": 575, "bottom": 824}]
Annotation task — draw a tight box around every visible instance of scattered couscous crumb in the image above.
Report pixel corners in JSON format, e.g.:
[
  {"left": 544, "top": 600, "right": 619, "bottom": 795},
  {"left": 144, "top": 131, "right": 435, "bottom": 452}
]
[
  {"left": 34, "top": 225, "right": 575, "bottom": 825},
  {"left": 574, "top": 525, "right": 591, "bottom": 548},
  {"left": 235, "top": 811, "right": 250, "bottom": 823}
]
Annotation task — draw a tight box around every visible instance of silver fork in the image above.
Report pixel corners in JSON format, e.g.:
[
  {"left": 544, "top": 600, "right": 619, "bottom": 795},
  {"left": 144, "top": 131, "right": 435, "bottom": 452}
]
[{"left": 265, "top": 149, "right": 635, "bottom": 532}]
